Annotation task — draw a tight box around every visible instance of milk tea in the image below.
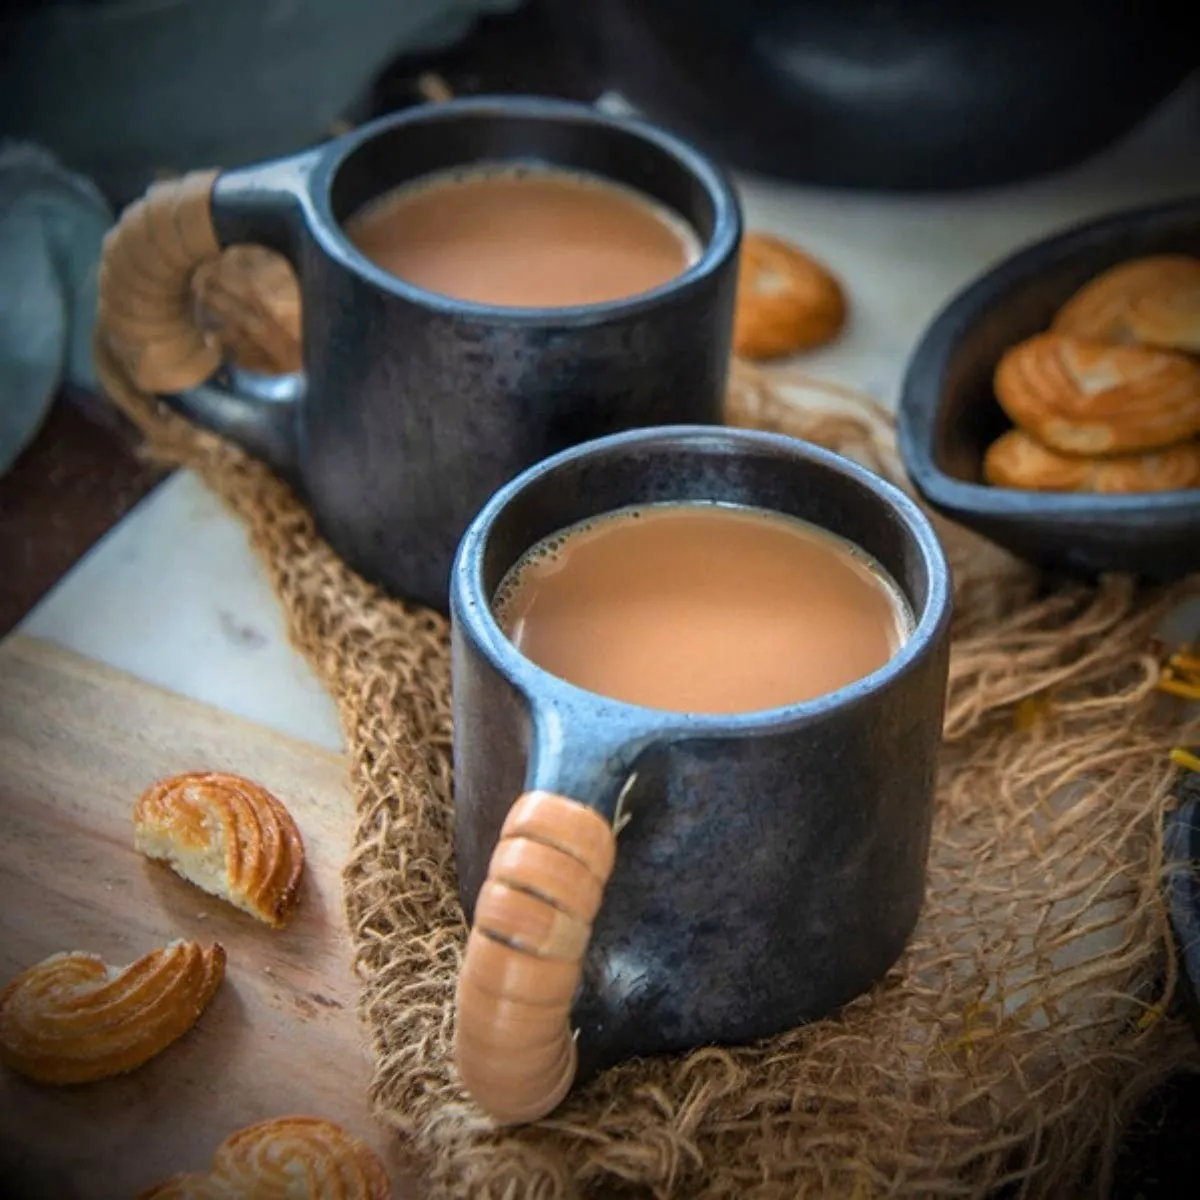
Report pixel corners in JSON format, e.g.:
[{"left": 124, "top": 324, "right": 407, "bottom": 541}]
[
  {"left": 345, "top": 164, "right": 701, "bottom": 308},
  {"left": 494, "top": 503, "right": 912, "bottom": 715}
]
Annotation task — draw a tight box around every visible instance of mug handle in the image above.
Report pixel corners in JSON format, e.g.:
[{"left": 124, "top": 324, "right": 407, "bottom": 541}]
[
  {"left": 97, "top": 159, "right": 315, "bottom": 475},
  {"left": 455, "top": 790, "right": 618, "bottom": 1125}
]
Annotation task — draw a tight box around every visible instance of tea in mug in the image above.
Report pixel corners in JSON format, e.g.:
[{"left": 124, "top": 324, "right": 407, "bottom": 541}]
[
  {"left": 345, "top": 164, "right": 701, "bottom": 308},
  {"left": 494, "top": 503, "right": 912, "bottom": 714}
]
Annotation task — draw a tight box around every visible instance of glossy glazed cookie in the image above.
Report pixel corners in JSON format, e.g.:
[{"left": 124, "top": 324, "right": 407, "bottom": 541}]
[
  {"left": 993, "top": 333, "right": 1200, "bottom": 454},
  {"left": 139, "top": 1116, "right": 391, "bottom": 1199},
  {"left": 0, "top": 941, "right": 224, "bottom": 1084},
  {"left": 733, "top": 231, "right": 847, "bottom": 359},
  {"left": 134, "top": 771, "right": 305, "bottom": 928},
  {"left": 1052, "top": 254, "right": 1200, "bottom": 353},
  {"left": 984, "top": 428, "right": 1200, "bottom": 493}
]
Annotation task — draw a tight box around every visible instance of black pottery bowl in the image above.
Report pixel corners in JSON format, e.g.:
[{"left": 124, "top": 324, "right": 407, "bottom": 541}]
[{"left": 897, "top": 198, "right": 1200, "bottom": 581}]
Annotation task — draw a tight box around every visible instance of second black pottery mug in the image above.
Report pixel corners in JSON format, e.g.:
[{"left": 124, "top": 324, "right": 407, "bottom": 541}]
[
  {"left": 97, "top": 96, "right": 742, "bottom": 611},
  {"left": 450, "top": 426, "right": 953, "bottom": 1124}
]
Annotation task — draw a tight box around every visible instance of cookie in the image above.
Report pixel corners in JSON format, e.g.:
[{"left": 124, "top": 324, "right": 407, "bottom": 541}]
[
  {"left": 134, "top": 771, "right": 305, "bottom": 928},
  {"left": 984, "top": 428, "right": 1200, "bottom": 493},
  {"left": 0, "top": 941, "right": 224, "bottom": 1085},
  {"left": 733, "top": 231, "right": 847, "bottom": 359},
  {"left": 139, "top": 1116, "right": 391, "bottom": 1199},
  {"left": 1052, "top": 254, "right": 1200, "bottom": 353},
  {"left": 993, "top": 333, "right": 1200, "bottom": 454}
]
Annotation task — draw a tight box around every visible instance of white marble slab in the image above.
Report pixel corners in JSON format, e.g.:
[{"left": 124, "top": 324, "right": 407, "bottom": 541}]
[
  {"left": 16, "top": 79, "right": 1200, "bottom": 743},
  {"left": 19, "top": 471, "right": 345, "bottom": 752},
  {"left": 728, "top": 76, "right": 1200, "bottom": 402}
]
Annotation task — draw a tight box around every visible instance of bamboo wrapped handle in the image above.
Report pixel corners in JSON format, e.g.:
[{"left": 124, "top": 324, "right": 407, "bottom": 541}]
[
  {"left": 97, "top": 170, "right": 225, "bottom": 394},
  {"left": 455, "top": 791, "right": 616, "bottom": 1124}
]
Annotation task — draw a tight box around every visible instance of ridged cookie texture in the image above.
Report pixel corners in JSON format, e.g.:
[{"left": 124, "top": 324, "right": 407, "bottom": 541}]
[
  {"left": 1052, "top": 254, "right": 1200, "bottom": 353},
  {"left": 134, "top": 771, "right": 305, "bottom": 928},
  {"left": 984, "top": 428, "right": 1200, "bottom": 493},
  {"left": 0, "top": 940, "right": 224, "bottom": 1085},
  {"left": 138, "top": 1116, "right": 391, "bottom": 1199},
  {"left": 993, "top": 333, "right": 1200, "bottom": 455}
]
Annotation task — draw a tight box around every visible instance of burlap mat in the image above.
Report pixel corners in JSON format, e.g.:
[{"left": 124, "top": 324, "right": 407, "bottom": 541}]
[{"left": 95, "top": 286, "right": 1200, "bottom": 1198}]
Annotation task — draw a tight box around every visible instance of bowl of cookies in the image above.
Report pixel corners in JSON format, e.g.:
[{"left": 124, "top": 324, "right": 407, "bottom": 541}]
[{"left": 897, "top": 197, "right": 1200, "bottom": 580}]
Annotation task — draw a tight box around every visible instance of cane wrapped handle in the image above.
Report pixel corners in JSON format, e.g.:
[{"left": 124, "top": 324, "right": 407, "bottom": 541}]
[
  {"left": 98, "top": 170, "right": 223, "bottom": 394},
  {"left": 455, "top": 791, "right": 616, "bottom": 1124}
]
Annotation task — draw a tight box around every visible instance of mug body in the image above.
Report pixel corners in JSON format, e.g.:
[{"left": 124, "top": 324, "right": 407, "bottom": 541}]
[
  {"left": 216, "top": 97, "right": 741, "bottom": 611},
  {"left": 451, "top": 426, "right": 952, "bottom": 1077}
]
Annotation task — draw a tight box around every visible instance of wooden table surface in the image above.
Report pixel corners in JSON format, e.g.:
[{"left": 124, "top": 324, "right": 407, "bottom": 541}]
[{"left": 0, "top": 636, "right": 414, "bottom": 1199}]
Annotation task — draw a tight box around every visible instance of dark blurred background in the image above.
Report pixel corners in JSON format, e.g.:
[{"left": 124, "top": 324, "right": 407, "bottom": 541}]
[{"left": 4, "top": 0, "right": 1198, "bottom": 206}]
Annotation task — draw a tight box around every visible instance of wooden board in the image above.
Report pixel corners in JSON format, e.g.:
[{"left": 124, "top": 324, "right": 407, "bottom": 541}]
[{"left": 0, "top": 636, "right": 415, "bottom": 1198}]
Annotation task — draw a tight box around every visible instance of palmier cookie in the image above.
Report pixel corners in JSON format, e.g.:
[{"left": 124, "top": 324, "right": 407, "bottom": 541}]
[
  {"left": 733, "top": 231, "right": 847, "bottom": 359},
  {"left": 0, "top": 941, "right": 224, "bottom": 1085},
  {"left": 1052, "top": 254, "right": 1200, "bottom": 353},
  {"left": 993, "top": 333, "right": 1200, "bottom": 455},
  {"left": 135, "top": 771, "right": 305, "bottom": 928},
  {"left": 984, "top": 428, "right": 1200, "bottom": 494},
  {"left": 138, "top": 1116, "right": 391, "bottom": 1199}
]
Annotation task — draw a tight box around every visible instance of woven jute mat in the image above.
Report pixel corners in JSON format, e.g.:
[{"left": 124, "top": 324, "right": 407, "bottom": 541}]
[{"left": 95, "top": 277, "right": 1199, "bottom": 1198}]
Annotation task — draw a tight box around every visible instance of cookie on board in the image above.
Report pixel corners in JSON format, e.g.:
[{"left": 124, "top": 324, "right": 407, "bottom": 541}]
[
  {"left": 0, "top": 941, "right": 224, "bottom": 1085},
  {"left": 134, "top": 771, "right": 305, "bottom": 928}
]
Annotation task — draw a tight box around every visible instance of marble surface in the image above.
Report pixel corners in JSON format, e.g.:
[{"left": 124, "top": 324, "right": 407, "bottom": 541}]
[
  {"left": 20, "top": 471, "right": 345, "bottom": 751},
  {"left": 18, "top": 79, "right": 1200, "bottom": 745}
]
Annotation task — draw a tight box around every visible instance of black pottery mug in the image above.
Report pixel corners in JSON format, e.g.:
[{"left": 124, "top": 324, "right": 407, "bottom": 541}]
[
  {"left": 98, "top": 97, "right": 742, "bottom": 610},
  {"left": 450, "top": 426, "right": 953, "bottom": 1124}
]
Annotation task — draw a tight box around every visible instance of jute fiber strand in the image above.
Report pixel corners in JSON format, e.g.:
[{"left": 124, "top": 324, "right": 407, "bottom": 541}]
[{"left": 94, "top": 267, "right": 1199, "bottom": 1198}]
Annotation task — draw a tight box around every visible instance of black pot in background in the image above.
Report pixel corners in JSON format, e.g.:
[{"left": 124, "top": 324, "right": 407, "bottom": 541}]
[{"left": 542, "top": 0, "right": 1198, "bottom": 191}]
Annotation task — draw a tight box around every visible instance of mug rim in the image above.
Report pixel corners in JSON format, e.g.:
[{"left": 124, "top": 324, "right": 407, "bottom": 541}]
[
  {"left": 452, "top": 425, "right": 953, "bottom": 735},
  {"left": 303, "top": 94, "right": 742, "bottom": 326}
]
